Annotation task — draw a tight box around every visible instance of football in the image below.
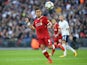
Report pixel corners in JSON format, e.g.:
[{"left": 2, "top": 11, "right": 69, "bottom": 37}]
[{"left": 45, "top": 1, "right": 54, "bottom": 10}]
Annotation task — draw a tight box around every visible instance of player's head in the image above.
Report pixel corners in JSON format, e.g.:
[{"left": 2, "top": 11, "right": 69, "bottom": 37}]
[
  {"left": 35, "top": 7, "right": 42, "bottom": 18},
  {"left": 59, "top": 15, "right": 64, "bottom": 21},
  {"left": 51, "top": 19, "right": 56, "bottom": 25}
]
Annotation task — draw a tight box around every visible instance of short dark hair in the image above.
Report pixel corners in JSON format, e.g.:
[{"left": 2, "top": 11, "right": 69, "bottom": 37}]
[{"left": 35, "top": 7, "right": 41, "bottom": 11}]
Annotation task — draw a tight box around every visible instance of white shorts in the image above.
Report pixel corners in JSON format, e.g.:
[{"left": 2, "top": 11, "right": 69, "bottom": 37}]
[{"left": 62, "top": 35, "right": 69, "bottom": 42}]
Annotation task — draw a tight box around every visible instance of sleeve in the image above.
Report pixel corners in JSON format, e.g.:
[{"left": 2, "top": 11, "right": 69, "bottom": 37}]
[
  {"left": 33, "top": 21, "right": 36, "bottom": 28},
  {"left": 43, "top": 16, "right": 49, "bottom": 25},
  {"left": 65, "top": 21, "right": 69, "bottom": 28},
  {"left": 53, "top": 35, "right": 57, "bottom": 42},
  {"left": 58, "top": 34, "right": 62, "bottom": 39},
  {"left": 56, "top": 24, "right": 59, "bottom": 29},
  {"left": 54, "top": 24, "right": 58, "bottom": 31},
  {"left": 58, "top": 24, "right": 60, "bottom": 29}
]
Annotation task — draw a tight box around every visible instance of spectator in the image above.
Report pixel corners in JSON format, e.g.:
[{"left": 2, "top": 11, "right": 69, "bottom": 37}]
[{"left": 0, "top": 0, "right": 87, "bottom": 47}]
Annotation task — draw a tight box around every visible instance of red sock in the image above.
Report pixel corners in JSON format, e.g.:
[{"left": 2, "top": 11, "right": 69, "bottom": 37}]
[
  {"left": 54, "top": 44, "right": 58, "bottom": 48},
  {"left": 57, "top": 43, "right": 65, "bottom": 51},
  {"left": 43, "top": 50, "right": 52, "bottom": 63},
  {"left": 43, "top": 51, "right": 49, "bottom": 58}
]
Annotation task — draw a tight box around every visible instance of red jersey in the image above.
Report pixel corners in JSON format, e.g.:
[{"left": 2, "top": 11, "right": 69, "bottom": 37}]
[
  {"left": 53, "top": 23, "right": 62, "bottom": 42},
  {"left": 53, "top": 23, "right": 59, "bottom": 35},
  {"left": 33, "top": 16, "right": 50, "bottom": 39}
]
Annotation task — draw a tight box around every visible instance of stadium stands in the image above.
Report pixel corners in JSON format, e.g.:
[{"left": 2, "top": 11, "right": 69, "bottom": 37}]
[{"left": 0, "top": 0, "right": 87, "bottom": 47}]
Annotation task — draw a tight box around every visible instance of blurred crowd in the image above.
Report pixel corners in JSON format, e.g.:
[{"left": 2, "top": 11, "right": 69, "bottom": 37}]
[{"left": 0, "top": 0, "right": 87, "bottom": 43}]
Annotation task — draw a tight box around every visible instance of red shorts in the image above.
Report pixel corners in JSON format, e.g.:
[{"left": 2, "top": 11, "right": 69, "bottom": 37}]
[
  {"left": 54, "top": 37, "right": 62, "bottom": 43},
  {"left": 38, "top": 37, "right": 52, "bottom": 47},
  {"left": 54, "top": 34, "right": 62, "bottom": 43}
]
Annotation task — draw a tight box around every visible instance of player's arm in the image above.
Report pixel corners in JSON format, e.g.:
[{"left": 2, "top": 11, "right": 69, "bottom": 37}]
[
  {"left": 25, "top": 18, "right": 35, "bottom": 30},
  {"left": 43, "top": 16, "right": 52, "bottom": 28},
  {"left": 65, "top": 21, "right": 69, "bottom": 30},
  {"left": 65, "top": 21, "right": 71, "bottom": 34},
  {"left": 58, "top": 26, "right": 61, "bottom": 34},
  {"left": 47, "top": 20, "right": 52, "bottom": 28},
  {"left": 53, "top": 36, "right": 57, "bottom": 45},
  {"left": 29, "top": 25, "right": 35, "bottom": 30}
]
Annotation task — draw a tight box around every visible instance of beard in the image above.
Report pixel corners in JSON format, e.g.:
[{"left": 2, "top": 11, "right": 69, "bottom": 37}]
[
  {"left": 37, "top": 16, "right": 41, "bottom": 18},
  {"left": 60, "top": 19, "right": 63, "bottom": 21}
]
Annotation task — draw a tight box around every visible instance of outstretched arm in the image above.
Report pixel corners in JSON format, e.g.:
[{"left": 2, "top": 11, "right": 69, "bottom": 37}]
[
  {"left": 47, "top": 20, "right": 52, "bottom": 28},
  {"left": 25, "top": 18, "right": 35, "bottom": 30}
]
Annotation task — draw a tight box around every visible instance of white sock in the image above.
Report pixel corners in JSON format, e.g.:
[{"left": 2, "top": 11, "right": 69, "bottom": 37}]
[
  {"left": 66, "top": 44, "right": 76, "bottom": 53},
  {"left": 62, "top": 44, "right": 67, "bottom": 56},
  {"left": 52, "top": 45, "right": 55, "bottom": 49},
  {"left": 42, "top": 49, "right": 47, "bottom": 53}
]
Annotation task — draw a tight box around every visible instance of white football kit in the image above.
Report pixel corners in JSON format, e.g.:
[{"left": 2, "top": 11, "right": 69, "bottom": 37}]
[{"left": 59, "top": 20, "right": 77, "bottom": 57}]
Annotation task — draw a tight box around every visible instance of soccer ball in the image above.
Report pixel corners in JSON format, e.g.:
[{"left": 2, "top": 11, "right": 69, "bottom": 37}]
[{"left": 45, "top": 1, "right": 54, "bottom": 10}]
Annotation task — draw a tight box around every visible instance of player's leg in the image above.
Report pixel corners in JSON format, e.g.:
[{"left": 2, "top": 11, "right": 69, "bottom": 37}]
[
  {"left": 51, "top": 44, "right": 55, "bottom": 56},
  {"left": 59, "top": 40, "right": 67, "bottom": 57},
  {"left": 60, "top": 35, "right": 77, "bottom": 57},
  {"left": 41, "top": 44, "right": 52, "bottom": 63},
  {"left": 54, "top": 34, "right": 65, "bottom": 51},
  {"left": 39, "top": 39, "right": 52, "bottom": 63},
  {"left": 66, "top": 44, "right": 77, "bottom": 56},
  {"left": 47, "top": 39, "right": 55, "bottom": 56},
  {"left": 66, "top": 35, "right": 77, "bottom": 56},
  {"left": 57, "top": 39, "right": 65, "bottom": 51},
  {"left": 59, "top": 35, "right": 68, "bottom": 57},
  {"left": 54, "top": 41, "right": 65, "bottom": 51},
  {"left": 57, "top": 43, "right": 65, "bottom": 51}
]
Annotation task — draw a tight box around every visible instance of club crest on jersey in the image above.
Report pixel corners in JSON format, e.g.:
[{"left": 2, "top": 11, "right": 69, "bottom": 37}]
[{"left": 35, "top": 22, "right": 43, "bottom": 27}]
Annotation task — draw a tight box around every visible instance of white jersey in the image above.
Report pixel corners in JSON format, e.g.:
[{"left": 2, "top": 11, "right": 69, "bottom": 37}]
[{"left": 59, "top": 20, "right": 70, "bottom": 36}]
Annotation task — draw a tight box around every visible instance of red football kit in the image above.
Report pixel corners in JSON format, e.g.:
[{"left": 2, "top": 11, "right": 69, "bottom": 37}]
[
  {"left": 33, "top": 16, "right": 52, "bottom": 46},
  {"left": 53, "top": 23, "right": 62, "bottom": 43},
  {"left": 53, "top": 23, "right": 64, "bottom": 51}
]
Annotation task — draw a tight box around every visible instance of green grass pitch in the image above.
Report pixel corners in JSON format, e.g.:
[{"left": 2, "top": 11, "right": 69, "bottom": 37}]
[{"left": 0, "top": 48, "right": 87, "bottom": 65}]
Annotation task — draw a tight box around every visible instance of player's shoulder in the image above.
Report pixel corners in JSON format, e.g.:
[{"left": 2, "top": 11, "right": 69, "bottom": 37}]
[
  {"left": 64, "top": 20, "right": 69, "bottom": 24},
  {"left": 34, "top": 17, "right": 38, "bottom": 20},
  {"left": 42, "top": 16, "right": 48, "bottom": 19},
  {"left": 34, "top": 19, "right": 37, "bottom": 23},
  {"left": 64, "top": 20, "right": 67, "bottom": 21},
  {"left": 58, "top": 21, "right": 61, "bottom": 24},
  {"left": 55, "top": 23, "right": 58, "bottom": 26},
  {"left": 63, "top": 20, "right": 67, "bottom": 22}
]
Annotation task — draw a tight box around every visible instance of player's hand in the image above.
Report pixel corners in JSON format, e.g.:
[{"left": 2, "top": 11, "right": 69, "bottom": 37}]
[
  {"left": 25, "top": 18, "right": 35, "bottom": 30},
  {"left": 47, "top": 20, "right": 52, "bottom": 28},
  {"left": 25, "top": 18, "right": 29, "bottom": 23},
  {"left": 25, "top": 18, "right": 31, "bottom": 27}
]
